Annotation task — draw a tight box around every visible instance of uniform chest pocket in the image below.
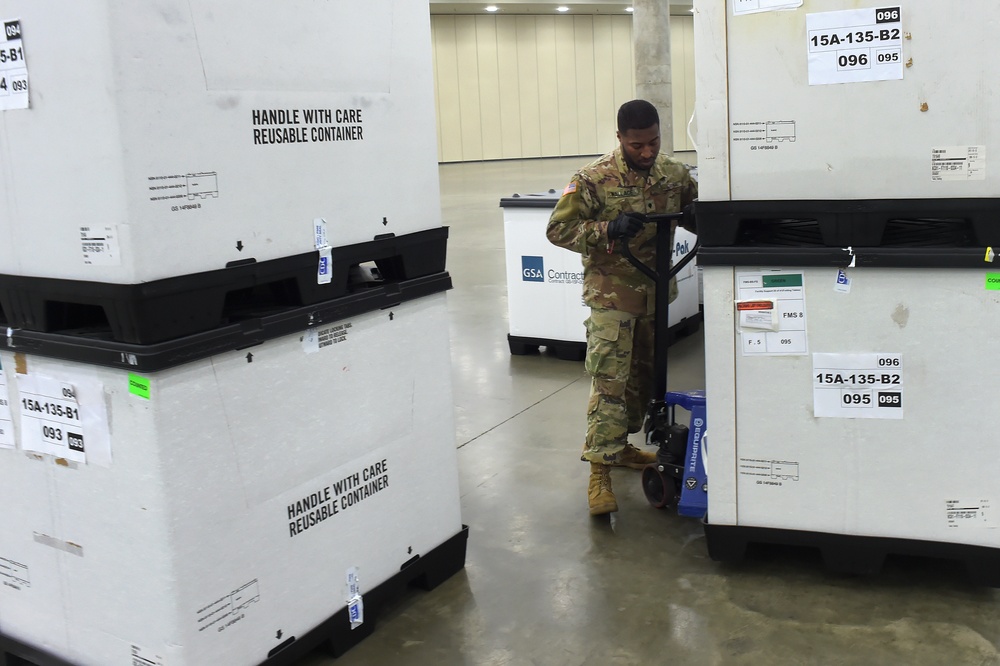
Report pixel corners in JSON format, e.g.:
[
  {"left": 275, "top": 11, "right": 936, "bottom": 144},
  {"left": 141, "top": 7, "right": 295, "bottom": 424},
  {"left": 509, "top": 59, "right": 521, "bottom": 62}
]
[
  {"left": 652, "top": 182, "right": 681, "bottom": 212},
  {"left": 605, "top": 190, "right": 645, "bottom": 218}
]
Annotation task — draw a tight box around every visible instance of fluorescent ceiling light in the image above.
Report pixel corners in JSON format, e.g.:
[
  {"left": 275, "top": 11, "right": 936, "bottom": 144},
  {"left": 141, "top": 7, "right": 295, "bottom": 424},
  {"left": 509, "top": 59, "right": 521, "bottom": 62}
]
[
  {"left": 625, "top": 7, "right": 634, "bottom": 12},
  {"left": 485, "top": 5, "right": 498, "bottom": 11},
  {"left": 556, "top": 6, "right": 570, "bottom": 12}
]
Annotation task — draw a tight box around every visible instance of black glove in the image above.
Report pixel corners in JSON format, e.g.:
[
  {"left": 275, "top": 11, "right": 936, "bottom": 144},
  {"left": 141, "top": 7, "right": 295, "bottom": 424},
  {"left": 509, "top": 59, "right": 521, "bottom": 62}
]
[{"left": 607, "top": 212, "right": 646, "bottom": 240}]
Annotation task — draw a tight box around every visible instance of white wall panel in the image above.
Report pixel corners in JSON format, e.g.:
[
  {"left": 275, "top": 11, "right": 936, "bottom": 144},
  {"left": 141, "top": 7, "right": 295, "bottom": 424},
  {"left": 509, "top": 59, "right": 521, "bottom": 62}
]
[
  {"left": 536, "top": 17, "right": 562, "bottom": 158},
  {"left": 496, "top": 18, "right": 523, "bottom": 159},
  {"left": 475, "top": 16, "right": 504, "bottom": 160},
  {"left": 671, "top": 16, "right": 696, "bottom": 152},
  {"left": 574, "top": 15, "right": 600, "bottom": 155},
  {"left": 514, "top": 17, "right": 543, "bottom": 158},
  {"left": 554, "top": 18, "right": 580, "bottom": 155},
  {"left": 431, "top": 14, "right": 694, "bottom": 162},
  {"left": 432, "top": 22, "right": 443, "bottom": 159},
  {"left": 455, "top": 16, "right": 484, "bottom": 160},
  {"left": 433, "top": 17, "right": 464, "bottom": 162},
  {"left": 593, "top": 16, "right": 620, "bottom": 154}
]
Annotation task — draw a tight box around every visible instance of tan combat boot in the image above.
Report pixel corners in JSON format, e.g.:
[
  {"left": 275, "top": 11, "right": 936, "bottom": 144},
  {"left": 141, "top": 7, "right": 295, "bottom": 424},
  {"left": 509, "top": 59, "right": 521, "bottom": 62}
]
[
  {"left": 588, "top": 463, "right": 618, "bottom": 515},
  {"left": 614, "top": 443, "right": 657, "bottom": 469}
]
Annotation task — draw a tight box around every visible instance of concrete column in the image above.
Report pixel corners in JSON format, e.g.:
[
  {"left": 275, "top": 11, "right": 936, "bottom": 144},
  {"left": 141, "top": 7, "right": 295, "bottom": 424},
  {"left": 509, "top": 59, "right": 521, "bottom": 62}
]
[{"left": 633, "top": 0, "right": 673, "bottom": 153}]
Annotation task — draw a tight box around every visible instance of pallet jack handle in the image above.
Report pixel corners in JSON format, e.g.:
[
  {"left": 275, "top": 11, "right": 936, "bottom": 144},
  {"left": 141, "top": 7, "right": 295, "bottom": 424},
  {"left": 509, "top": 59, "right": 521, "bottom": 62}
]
[
  {"left": 619, "top": 207, "right": 699, "bottom": 284},
  {"left": 619, "top": 203, "right": 699, "bottom": 405}
]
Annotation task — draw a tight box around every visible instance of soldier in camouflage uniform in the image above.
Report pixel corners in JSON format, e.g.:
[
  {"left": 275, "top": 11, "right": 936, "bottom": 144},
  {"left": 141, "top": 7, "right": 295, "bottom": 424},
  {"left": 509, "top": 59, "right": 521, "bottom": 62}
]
[{"left": 546, "top": 100, "right": 698, "bottom": 516}]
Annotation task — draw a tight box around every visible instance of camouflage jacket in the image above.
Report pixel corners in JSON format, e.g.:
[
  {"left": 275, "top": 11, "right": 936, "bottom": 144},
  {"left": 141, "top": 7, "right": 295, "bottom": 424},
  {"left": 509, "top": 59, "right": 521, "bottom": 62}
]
[{"left": 546, "top": 147, "right": 698, "bottom": 316}]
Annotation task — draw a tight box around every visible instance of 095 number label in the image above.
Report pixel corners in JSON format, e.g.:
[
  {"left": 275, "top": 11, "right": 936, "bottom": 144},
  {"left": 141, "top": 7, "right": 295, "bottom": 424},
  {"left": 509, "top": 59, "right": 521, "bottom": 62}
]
[
  {"left": 841, "top": 390, "right": 872, "bottom": 407},
  {"left": 877, "top": 391, "right": 902, "bottom": 408}
]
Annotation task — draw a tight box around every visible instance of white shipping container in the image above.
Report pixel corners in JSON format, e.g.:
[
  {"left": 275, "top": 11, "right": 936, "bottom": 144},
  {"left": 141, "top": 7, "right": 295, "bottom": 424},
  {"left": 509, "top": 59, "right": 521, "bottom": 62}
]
[
  {"left": 0, "top": 1, "right": 442, "bottom": 282},
  {"left": 695, "top": 1, "right": 999, "bottom": 201},
  {"left": 702, "top": 264, "right": 1000, "bottom": 550},
  {"left": 0, "top": 294, "right": 464, "bottom": 666}
]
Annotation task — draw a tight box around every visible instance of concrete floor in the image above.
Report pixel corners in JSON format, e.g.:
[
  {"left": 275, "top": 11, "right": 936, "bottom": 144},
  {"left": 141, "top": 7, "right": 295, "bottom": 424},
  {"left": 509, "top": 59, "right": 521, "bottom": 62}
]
[{"left": 298, "top": 156, "right": 1000, "bottom": 666}]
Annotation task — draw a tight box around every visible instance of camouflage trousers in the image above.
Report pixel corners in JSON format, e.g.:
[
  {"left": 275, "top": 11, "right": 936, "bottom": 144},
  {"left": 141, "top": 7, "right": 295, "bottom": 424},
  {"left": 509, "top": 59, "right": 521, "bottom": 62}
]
[{"left": 581, "top": 308, "right": 655, "bottom": 464}]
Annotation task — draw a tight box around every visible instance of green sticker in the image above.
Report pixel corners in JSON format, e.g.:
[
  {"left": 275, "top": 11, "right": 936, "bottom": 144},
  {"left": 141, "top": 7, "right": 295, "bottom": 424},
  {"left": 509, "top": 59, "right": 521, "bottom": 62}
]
[
  {"left": 988, "top": 274, "right": 1000, "bottom": 291},
  {"left": 128, "top": 373, "right": 150, "bottom": 399},
  {"left": 762, "top": 274, "right": 803, "bottom": 288}
]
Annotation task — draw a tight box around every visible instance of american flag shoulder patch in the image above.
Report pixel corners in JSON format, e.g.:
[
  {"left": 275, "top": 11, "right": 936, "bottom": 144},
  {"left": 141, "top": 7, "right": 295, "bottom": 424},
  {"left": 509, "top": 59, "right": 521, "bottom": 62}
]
[{"left": 562, "top": 182, "right": 577, "bottom": 196}]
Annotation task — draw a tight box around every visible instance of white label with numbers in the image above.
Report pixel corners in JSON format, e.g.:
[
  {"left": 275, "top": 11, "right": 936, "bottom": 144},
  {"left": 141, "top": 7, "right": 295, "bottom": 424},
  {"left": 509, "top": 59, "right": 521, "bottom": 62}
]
[
  {"left": 737, "top": 271, "right": 808, "bottom": 356},
  {"left": 733, "top": 0, "right": 802, "bottom": 16},
  {"left": 16, "top": 373, "right": 112, "bottom": 466},
  {"left": 931, "top": 146, "right": 986, "bottom": 182},
  {"left": 807, "top": 7, "right": 903, "bottom": 86},
  {"left": 17, "top": 375, "right": 88, "bottom": 462},
  {"left": 80, "top": 226, "right": 121, "bottom": 266},
  {"left": 946, "top": 499, "right": 997, "bottom": 529},
  {"left": 131, "top": 643, "right": 164, "bottom": 666},
  {"left": 0, "top": 18, "right": 28, "bottom": 110},
  {"left": 0, "top": 358, "right": 13, "bottom": 449},
  {"left": 813, "top": 353, "right": 903, "bottom": 419}
]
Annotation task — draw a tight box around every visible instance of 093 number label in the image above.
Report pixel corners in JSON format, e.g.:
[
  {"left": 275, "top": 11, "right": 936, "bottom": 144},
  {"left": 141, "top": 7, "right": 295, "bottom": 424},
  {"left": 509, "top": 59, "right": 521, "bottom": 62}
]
[{"left": 0, "top": 76, "right": 27, "bottom": 95}]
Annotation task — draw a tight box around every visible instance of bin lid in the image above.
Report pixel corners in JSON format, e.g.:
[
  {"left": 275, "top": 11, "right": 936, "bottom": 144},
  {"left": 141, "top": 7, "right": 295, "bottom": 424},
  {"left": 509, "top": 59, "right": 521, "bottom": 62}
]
[{"left": 499, "top": 190, "right": 560, "bottom": 208}]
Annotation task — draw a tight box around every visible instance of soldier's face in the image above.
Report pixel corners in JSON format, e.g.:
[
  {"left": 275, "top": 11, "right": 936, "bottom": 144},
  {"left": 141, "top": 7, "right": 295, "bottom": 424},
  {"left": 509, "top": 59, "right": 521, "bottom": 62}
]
[{"left": 618, "top": 125, "right": 660, "bottom": 172}]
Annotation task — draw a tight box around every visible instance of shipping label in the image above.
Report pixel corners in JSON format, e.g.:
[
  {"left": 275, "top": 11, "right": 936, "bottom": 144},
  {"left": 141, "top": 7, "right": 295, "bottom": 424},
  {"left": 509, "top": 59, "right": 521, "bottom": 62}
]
[
  {"left": 0, "top": 18, "right": 28, "bottom": 110},
  {"left": 813, "top": 352, "right": 903, "bottom": 419},
  {"left": 807, "top": 7, "right": 903, "bottom": 86}
]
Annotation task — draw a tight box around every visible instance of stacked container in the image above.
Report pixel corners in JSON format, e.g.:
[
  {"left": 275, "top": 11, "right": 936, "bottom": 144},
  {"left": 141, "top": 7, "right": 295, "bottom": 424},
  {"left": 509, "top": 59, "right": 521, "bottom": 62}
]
[
  {"left": 0, "top": 3, "right": 467, "bottom": 664},
  {"left": 695, "top": 0, "right": 1000, "bottom": 583}
]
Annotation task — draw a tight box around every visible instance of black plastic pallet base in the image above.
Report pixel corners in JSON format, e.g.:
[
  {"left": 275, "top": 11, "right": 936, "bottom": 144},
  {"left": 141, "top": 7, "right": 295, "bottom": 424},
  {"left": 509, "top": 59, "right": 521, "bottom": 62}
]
[
  {"left": 0, "top": 526, "right": 469, "bottom": 666},
  {"left": 0, "top": 227, "right": 448, "bottom": 344},
  {"left": 508, "top": 313, "right": 703, "bottom": 362},
  {"left": 696, "top": 198, "right": 1000, "bottom": 248},
  {"left": 508, "top": 335, "right": 586, "bottom": 361},
  {"left": 697, "top": 246, "right": 996, "bottom": 269},
  {"left": 704, "top": 521, "right": 1000, "bottom": 587},
  {"left": 1, "top": 272, "right": 452, "bottom": 372}
]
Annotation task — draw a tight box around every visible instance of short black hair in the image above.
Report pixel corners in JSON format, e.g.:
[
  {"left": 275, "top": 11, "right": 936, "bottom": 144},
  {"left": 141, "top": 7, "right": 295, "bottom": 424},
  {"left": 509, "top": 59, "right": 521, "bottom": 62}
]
[{"left": 617, "top": 100, "right": 659, "bottom": 133}]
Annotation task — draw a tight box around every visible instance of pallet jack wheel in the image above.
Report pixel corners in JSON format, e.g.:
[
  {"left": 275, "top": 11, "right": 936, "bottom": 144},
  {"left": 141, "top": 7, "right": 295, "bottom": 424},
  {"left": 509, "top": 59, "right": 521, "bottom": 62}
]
[{"left": 641, "top": 464, "right": 679, "bottom": 509}]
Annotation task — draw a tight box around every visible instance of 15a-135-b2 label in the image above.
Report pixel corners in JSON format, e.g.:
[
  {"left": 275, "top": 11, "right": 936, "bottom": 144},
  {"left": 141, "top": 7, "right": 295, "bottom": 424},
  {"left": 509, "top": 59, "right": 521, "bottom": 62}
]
[
  {"left": 813, "top": 353, "right": 903, "bottom": 419},
  {"left": 807, "top": 7, "right": 903, "bottom": 86}
]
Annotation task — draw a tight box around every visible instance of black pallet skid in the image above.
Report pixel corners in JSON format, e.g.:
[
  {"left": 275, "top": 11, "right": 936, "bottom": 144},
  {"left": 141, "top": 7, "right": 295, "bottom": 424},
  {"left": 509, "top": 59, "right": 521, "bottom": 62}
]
[
  {"left": 507, "top": 335, "right": 586, "bottom": 361},
  {"left": 697, "top": 246, "right": 997, "bottom": 269},
  {"left": 1, "top": 272, "right": 451, "bottom": 372},
  {"left": 704, "top": 521, "right": 1000, "bottom": 587},
  {"left": 0, "top": 227, "right": 448, "bottom": 345},
  {"left": 0, "top": 526, "right": 469, "bottom": 666},
  {"left": 696, "top": 198, "right": 1000, "bottom": 248}
]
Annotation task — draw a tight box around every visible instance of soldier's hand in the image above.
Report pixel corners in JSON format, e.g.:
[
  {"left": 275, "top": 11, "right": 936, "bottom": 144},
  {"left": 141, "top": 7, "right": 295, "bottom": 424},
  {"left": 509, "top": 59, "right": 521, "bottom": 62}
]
[{"left": 607, "top": 212, "right": 646, "bottom": 240}]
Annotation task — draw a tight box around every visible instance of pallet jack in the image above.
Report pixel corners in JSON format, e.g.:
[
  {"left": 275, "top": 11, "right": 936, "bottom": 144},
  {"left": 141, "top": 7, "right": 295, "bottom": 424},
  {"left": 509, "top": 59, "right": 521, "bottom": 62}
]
[{"left": 621, "top": 208, "right": 708, "bottom": 519}]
